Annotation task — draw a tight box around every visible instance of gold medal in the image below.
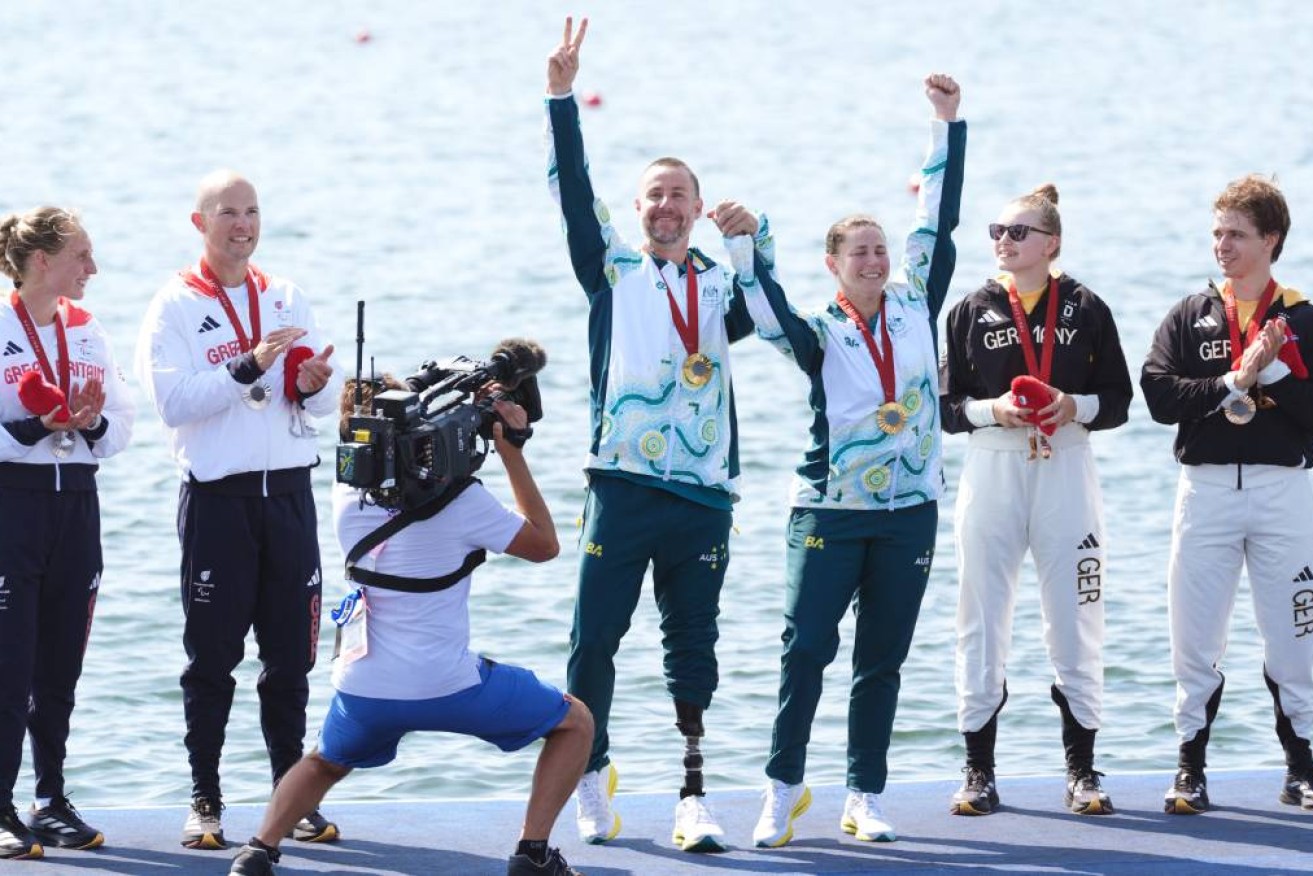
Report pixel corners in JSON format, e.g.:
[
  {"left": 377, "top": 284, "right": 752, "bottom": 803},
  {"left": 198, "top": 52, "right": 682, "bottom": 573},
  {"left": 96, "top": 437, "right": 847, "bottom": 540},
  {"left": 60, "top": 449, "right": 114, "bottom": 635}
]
[
  {"left": 876, "top": 401, "right": 909, "bottom": 435},
  {"left": 1223, "top": 393, "right": 1256, "bottom": 425},
  {"left": 682, "top": 352, "right": 713, "bottom": 388}
]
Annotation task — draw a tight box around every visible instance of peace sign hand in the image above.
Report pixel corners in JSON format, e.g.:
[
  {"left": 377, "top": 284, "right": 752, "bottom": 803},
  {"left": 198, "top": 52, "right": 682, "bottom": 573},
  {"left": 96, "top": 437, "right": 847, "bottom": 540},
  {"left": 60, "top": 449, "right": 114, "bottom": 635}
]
[{"left": 547, "top": 16, "right": 589, "bottom": 96}]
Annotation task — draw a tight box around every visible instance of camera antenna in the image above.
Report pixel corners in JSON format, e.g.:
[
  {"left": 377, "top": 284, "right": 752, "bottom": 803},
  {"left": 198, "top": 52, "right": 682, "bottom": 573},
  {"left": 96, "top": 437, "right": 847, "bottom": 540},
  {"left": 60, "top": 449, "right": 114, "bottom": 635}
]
[{"left": 353, "top": 300, "right": 365, "bottom": 413}]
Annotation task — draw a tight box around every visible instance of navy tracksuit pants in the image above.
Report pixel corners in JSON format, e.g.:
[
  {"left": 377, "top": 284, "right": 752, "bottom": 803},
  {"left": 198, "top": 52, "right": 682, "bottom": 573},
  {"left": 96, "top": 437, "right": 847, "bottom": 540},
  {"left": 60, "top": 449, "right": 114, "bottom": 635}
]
[
  {"left": 177, "top": 468, "right": 322, "bottom": 801},
  {"left": 0, "top": 465, "right": 102, "bottom": 809}
]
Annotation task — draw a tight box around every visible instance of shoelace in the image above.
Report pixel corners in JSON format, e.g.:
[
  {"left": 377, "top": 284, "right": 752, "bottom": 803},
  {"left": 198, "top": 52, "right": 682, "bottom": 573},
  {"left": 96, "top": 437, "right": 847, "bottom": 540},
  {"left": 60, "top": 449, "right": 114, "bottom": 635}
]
[
  {"left": 577, "top": 776, "right": 606, "bottom": 813},
  {"left": 963, "top": 767, "right": 992, "bottom": 791},
  {"left": 852, "top": 793, "right": 885, "bottom": 821},
  {"left": 765, "top": 784, "right": 795, "bottom": 822}
]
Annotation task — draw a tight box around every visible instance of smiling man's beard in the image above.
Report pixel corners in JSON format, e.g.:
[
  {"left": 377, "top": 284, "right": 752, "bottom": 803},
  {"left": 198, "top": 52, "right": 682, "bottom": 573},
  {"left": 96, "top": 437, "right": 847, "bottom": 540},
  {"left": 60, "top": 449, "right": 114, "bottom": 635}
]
[{"left": 644, "top": 213, "right": 689, "bottom": 248}]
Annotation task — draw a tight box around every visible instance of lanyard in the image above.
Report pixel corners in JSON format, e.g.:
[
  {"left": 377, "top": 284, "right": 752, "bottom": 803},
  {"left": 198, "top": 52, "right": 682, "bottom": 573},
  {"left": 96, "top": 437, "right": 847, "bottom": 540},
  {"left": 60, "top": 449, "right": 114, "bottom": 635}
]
[
  {"left": 1221, "top": 278, "right": 1279, "bottom": 370},
  {"left": 835, "top": 291, "right": 896, "bottom": 402},
  {"left": 199, "top": 260, "right": 262, "bottom": 352},
  {"left": 1006, "top": 276, "right": 1061, "bottom": 383},
  {"left": 10, "top": 291, "right": 70, "bottom": 400},
  {"left": 661, "top": 257, "right": 699, "bottom": 356}
]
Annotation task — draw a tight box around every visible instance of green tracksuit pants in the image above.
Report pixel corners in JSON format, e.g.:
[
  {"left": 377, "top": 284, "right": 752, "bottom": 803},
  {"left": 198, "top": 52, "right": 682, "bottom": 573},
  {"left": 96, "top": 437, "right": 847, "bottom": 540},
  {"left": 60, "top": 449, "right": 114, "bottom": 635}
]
[
  {"left": 765, "top": 501, "right": 937, "bottom": 793},
  {"left": 566, "top": 475, "right": 732, "bottom": 773}
]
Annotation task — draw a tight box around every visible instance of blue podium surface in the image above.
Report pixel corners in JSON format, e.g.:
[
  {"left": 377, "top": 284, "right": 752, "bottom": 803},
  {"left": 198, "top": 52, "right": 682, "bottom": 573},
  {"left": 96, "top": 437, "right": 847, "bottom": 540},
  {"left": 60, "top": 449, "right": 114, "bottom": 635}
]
[{"left": 24, "top": 770, "right": 1313, "bottom": 874}]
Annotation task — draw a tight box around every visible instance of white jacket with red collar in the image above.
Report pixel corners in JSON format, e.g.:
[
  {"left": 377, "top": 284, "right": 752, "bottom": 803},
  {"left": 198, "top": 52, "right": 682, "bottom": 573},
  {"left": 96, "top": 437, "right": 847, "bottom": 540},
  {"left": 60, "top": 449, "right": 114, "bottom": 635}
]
[
  {"left": 135, "top": 261, "right": 341, "bottom": 483},
  {"left": 0, "top": 294, "right": 134, "bottom": 468}
]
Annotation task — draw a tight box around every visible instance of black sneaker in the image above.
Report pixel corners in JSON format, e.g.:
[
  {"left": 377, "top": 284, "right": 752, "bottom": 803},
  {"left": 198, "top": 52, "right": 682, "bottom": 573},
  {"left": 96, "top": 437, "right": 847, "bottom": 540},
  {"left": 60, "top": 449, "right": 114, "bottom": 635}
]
[
  {"left": 507, "top": 846, "right": 582, "bottom": 876},
  {"left": 950, "top": 766, "right": 1000, "bottom": 816},
  {"left": 229, "top": 842, "right": 280, "bottom": 876},
  {"left": 0, "top": 804, "right": 42, "bottom": 860},
  {"left": 289, "top": 808, "right": 339, "bottom": 843},
  {"left": 1065, "top": 767, "right": 1113, "bottom": 815},
  {"left": 1164, "top": 766, "right": 1209, "bottom": 814},
  {"left": 28, "top": 795, "right": 104, "bottom": 849},
  {"left": 182, "top": 795, "right": 225, "bottom": 849},
  {"left": 1278, "top": 770, "right": 1313, "bottom": 810}
]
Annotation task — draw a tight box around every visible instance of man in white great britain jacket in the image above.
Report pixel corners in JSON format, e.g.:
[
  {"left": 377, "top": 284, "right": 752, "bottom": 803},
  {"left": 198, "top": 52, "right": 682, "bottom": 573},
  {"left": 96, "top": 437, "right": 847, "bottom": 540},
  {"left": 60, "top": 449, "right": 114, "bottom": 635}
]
[{"left": 136, "top": 170, "right": 342, "bottom": 851}]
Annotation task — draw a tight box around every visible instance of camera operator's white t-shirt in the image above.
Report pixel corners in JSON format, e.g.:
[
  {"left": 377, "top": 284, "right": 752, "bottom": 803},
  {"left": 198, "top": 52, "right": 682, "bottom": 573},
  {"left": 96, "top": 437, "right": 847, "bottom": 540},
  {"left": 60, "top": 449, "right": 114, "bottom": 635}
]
[{"left": 330, "top": 481, "right": 524, "bottom": 700}]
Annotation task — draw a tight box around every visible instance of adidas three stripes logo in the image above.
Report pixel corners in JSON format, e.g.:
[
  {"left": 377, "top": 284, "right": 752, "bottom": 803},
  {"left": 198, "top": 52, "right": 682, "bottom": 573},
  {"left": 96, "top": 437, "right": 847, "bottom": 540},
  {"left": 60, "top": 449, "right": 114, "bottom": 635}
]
[
  {"left": 1295, "top": 566, "right": 1313, "bottom": 583},
  {"left": 1077, "top": 533, "right": 1100, "bottom": 550},
  {"left": 2, "top": 341, "right": 22, "bottom": 356},
  {"left": 197, "top": 315, "right": 221, "bottom": 333}
]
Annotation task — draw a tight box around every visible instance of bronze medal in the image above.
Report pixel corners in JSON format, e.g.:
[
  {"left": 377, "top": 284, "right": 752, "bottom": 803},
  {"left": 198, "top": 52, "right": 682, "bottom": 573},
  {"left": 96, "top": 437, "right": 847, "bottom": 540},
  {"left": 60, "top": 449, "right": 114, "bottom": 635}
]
[
  {"left": 876, "top": 401, "right": 909, "bottom": 435},
  {"left": 682, "top": 352, "right": 713, "bottom": 388},
  {"left": 1223, "top": 393, "right": 1256, "bottom": 425}
]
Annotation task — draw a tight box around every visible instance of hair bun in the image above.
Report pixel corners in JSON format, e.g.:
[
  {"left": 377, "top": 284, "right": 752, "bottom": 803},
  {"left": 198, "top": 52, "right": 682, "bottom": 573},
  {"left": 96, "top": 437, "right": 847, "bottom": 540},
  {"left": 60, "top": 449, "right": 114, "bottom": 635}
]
[{"left": 1031, "top": 183, "right": 1060, "bottom": 205}]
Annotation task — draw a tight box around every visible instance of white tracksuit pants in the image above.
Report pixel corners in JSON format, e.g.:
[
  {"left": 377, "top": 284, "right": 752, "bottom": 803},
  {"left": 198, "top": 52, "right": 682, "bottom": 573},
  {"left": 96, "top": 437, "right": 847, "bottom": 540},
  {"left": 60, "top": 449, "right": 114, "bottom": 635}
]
[
  {"left": 954, "top": 423, "right": 1107, "bottom": 733},
  {"left": 1168, "top": 464, "right": 1313, "bottom": 744}
]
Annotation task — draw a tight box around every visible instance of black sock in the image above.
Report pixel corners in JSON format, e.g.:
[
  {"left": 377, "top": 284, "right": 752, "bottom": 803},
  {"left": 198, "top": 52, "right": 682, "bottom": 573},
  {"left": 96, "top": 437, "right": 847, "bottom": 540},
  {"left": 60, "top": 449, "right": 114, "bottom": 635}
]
[
  {"left": 247, "top": 837, "right": 281, "bottom": 863},
  {"left": 516, "top": 839, "right": 548, "bottom": 864}
]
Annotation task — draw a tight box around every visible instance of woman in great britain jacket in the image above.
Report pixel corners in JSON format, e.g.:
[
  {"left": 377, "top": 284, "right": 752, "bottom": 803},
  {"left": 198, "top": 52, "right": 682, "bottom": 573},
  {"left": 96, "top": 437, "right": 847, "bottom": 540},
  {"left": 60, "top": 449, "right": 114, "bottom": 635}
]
[{"left": 0, "top": 207, "right": 133, "bottom": 860}]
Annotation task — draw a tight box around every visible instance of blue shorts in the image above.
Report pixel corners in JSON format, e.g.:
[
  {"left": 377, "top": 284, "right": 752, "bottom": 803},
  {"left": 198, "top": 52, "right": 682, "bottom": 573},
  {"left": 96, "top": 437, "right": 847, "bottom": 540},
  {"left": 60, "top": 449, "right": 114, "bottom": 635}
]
[{"left": 318, "top": 659, "right": 570, "bottom": 769}]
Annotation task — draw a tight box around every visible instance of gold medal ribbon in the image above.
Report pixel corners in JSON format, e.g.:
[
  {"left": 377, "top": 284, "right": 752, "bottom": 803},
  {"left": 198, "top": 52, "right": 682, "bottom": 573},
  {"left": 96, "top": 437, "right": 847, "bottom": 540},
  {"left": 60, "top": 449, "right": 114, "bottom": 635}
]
[
  {"left": 662, "top": 255, "right": 700, "bottom": 361},
  {"left": 834, "top": 291, "right": 897, "bottom": 405}
]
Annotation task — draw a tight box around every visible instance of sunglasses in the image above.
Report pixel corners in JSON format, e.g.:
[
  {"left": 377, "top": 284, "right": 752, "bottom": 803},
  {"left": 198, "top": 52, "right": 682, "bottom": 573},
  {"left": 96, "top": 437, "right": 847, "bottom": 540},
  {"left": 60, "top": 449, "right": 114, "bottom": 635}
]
[{"left": 988, "top": 223, "right": 1054, "bottom": 242}]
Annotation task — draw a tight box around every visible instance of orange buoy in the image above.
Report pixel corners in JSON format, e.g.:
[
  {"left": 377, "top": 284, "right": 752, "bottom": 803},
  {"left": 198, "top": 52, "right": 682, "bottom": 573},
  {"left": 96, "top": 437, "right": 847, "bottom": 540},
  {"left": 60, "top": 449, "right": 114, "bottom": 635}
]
[
  {"left": 582, "top": 91, "right": 603, "bottom": 107},
  {"left": 355, "top": 29, "right": 373, "bottom": 44}
]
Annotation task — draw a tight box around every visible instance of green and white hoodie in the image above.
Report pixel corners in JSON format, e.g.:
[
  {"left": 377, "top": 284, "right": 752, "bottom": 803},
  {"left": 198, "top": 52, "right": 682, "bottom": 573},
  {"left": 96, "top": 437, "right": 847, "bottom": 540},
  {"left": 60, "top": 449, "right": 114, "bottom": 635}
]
[
  {"left": 546, "top": 93, "right": 760, "bottom": 507},
  {"left": 726, "top": 118, "right": 966, "bottom": 511}
]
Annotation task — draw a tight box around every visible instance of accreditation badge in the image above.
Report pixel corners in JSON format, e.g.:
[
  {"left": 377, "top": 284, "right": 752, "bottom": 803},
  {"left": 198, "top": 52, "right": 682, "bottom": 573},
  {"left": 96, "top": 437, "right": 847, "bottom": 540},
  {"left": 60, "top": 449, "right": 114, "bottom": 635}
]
[
  {"left": 1223, "top": 393, "right": 1256, "bottom": 425},
  {"left": 876, "top": 401, "right": 910, "bottom": 435},
  {"left": 331, "top": 588, "right": 369, "bottom": 665},
  {"left": 682, "top": 352, "right": 714, "bottom": 388}
]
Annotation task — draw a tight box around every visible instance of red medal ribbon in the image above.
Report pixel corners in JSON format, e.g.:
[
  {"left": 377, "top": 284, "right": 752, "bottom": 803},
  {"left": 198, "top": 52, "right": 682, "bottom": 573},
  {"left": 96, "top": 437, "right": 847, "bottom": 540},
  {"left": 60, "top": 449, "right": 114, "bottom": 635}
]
[
  {"left": 1221, "top": 277, "right": 1279, "bottom": 370},
  {"left": 835, "top": 292, "right": 896, "bottom": 402},
  {"left": 199, "top": 259, "right": 263, "bottom": 352},
  {"left": 10, "top": 291, "right": 70, "bottom": 401},
  {"left": 1006, "top": 276, "right": 1061, "bottom": 384},
  {"left": 661, "top": 257, "right": 699, "bottom": 357}
]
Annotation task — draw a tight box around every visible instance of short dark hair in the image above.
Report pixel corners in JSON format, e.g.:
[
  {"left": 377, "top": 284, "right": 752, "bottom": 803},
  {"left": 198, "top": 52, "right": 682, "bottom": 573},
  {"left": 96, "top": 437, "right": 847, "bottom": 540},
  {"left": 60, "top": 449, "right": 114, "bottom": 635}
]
[
  {"left": 643, "top": 157, "right": 700, "bottom": 198},
  {"left": 1214, "top": 174, "right": 1290, "bottom": 263}
]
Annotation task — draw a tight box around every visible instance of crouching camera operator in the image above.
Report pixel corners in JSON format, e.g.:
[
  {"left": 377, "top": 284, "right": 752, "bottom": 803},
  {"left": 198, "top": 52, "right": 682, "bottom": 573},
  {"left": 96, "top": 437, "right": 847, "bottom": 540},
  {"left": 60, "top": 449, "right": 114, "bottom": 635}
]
[{"left": 228, "top": 366, "right": 592, "bottom": 876}]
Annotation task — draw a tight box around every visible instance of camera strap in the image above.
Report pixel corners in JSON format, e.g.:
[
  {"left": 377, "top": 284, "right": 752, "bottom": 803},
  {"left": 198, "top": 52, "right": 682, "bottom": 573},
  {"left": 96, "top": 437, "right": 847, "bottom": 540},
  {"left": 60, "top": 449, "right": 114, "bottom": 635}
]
[{"left": 344, "top": 478, "right": 487, "bottom": 593}]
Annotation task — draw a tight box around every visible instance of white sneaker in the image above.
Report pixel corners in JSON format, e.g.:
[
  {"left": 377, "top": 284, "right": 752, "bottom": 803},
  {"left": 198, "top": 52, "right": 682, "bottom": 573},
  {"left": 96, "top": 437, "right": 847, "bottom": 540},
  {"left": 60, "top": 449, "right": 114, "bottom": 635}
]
[
  {"left": 181, "top": 796, "right": 225, "bottom": 850},
  {"left": 575, "top": 764, "right": 621, "bottom": 844},
  {"left": 840, "top": 791, "right": 896, "bottom": 842},
  {"left": 752, "top": 780, "right": 812, "bottom": 848},
  {"left": 673, "top": 794, "right": 727, "bottom": 852}
]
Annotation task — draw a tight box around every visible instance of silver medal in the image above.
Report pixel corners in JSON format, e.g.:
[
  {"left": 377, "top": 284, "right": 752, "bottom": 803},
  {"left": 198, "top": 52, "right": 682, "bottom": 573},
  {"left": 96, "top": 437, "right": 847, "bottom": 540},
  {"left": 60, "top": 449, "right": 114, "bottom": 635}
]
[
  {"left": 243, "top": 379, "right": 273, "bottom": 410},
  {"left": 51, "top": 430, "right": 76, "bottom": 459}
]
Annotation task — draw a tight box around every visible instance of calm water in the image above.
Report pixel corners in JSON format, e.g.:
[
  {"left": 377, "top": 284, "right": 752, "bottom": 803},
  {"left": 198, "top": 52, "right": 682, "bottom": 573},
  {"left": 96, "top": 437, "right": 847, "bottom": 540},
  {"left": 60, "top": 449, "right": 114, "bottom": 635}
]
[{"left": 1, "top": 1, "right": 1311, "bottom": 808}]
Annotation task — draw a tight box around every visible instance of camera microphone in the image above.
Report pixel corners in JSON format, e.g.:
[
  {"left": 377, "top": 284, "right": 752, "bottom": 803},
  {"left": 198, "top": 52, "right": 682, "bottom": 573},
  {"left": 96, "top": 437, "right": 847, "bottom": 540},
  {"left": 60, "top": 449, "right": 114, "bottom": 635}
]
[{"left": 488, "top": 338, "right": 547, "bottom": 389}]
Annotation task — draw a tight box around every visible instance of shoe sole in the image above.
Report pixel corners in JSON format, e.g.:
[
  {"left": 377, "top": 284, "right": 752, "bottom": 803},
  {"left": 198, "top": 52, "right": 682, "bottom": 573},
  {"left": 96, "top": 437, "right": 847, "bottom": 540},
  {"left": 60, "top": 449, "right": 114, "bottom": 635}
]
[
  {"left": 181, "top": 831, "right": 226, "bottom": 850},
  {"left": 950, "top": 798, "right": 997, "bottom": 816},
  {"left": 582, "top": 814, "right": 621, "bottom": 845},
  {"left": 1277, "top": 790, "right": 1313, "bottom": 810},
  {"left": 1164, "top": 793, "right": 1208, "bottom": 815},
  {"left": 30, "top": 829, "right": 104, "bottom": 850},
  {"left": 0, "top": 843, "right": 43, "bottom": 860},
  {"left": 672, "top": 831, "right": 728, "bottom": 853},
  {"left": 753, "top": 787, "right": 813, "bottom": 848},
  {"left": 841, "top": 816, "right": 895, "bottom": 842},
  {"left": 291, "top": 823, "right": 340, "bottom": 843}
]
